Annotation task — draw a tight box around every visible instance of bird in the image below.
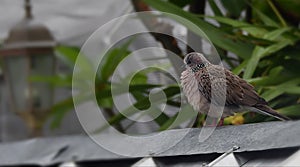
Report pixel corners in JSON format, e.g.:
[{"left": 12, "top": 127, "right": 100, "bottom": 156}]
[{"left": 180, "top": 52, "right": 291, "bottom": 122}]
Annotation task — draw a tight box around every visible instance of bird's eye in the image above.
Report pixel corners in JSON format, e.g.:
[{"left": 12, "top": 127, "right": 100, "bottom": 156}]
[
  {"left": 185, "top": 56, "right": 192, "bottom": 64},
  {"left": 186, "top": 59, "right": 192, "bottom": 65}
]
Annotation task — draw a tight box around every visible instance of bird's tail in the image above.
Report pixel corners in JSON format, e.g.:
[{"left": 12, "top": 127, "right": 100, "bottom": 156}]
[{"left": 252, "top": 104, "right": 291, "bottom": 121}]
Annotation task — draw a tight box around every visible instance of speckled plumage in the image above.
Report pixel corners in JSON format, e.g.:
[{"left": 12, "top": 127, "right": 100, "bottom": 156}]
[{"left": 180, "top": 52, "right": 290, "bottom": 121}]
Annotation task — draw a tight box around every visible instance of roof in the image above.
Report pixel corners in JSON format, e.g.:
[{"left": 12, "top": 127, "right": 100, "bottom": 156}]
[{"left": 0, "top": 120, "right": 300, "bottom": 166}]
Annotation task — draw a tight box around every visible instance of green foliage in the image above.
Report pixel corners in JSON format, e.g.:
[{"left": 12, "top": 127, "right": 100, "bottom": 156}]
[
  {"left": 168, "top": 0, "right": 192, "bottom": 8},
  {"left": 142, "top": 0, "right": 300, "bottom": 124},
  {"left": 97, "top": 39, "right": 133, "bottom": 81},
  {"left": 220, "top": 0, "right": 247, "bottom": 18},
  {"left": 42, "top": 0, "right": 300, "bottom": 131},
  {"left": 143, "top": 0, "right": 254, "bottom": 59}
]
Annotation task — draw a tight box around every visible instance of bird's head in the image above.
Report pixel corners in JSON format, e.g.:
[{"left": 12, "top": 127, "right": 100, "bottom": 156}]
[{"left": 184, "top": 52, "right": 210, "bottom": 72}]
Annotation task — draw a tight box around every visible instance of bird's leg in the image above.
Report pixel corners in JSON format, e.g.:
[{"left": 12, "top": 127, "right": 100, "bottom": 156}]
[
  {"left": 204, "top": 117, "right": 224, "bottom": 127},
  {"left": 217, "top": 118, "right": 224, "bottom": 126}
]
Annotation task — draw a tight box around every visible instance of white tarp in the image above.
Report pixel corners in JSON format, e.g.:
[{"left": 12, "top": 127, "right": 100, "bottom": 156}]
[{"left": 0, "top": 0, "right": 131, "bottom": 46}]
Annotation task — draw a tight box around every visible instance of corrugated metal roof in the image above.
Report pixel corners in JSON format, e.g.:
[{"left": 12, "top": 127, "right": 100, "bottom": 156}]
[{"left": 0, "top": 120, "right": 299, "bottom": 166}]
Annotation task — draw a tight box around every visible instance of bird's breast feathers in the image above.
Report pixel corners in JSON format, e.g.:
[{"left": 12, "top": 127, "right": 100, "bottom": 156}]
[{"left": 180, "top": 69, "right": 210, "bottom": 113}]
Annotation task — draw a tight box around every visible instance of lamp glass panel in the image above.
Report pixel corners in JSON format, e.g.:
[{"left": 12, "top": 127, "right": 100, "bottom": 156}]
[
  {"left": 30, "top": 54, "right": 54, "bottom": 110},
  {"left": 5, "top": 56, "right": 29, "bottom": 112}
]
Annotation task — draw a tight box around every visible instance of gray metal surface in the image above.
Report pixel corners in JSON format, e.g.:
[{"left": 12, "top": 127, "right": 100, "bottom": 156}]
[
  {"left": 0, "top": 135, "right": 122, "bottom": 166},
  {"left": 0, "top": 120, "right": 299, "bottom": 166},
  {"left": 161, "top": 120, "right": 300, "bottom": 155}
]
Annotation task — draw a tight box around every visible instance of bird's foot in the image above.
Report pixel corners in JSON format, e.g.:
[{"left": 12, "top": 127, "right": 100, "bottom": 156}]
[{"left": 204, "top": 118, "right": 224, "bottom": 127}]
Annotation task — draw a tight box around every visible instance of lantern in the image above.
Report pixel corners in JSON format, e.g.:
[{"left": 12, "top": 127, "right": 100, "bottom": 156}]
[{"left": 0, "top": 0, "right": 56, "bottom": 137}]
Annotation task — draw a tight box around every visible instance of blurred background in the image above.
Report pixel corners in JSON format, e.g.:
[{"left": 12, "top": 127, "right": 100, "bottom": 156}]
[
  {"left": 0, "top": 0, "right": 134, "bottom": 141},
  {"left": 0, "top": 0, "right": 300, "bottom": 143}
]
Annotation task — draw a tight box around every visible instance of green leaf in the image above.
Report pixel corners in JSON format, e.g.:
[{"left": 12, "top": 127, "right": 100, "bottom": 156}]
[
  {"left": 202, "top": 15, "right": 267, "bottom": 37},
  {"left": 70, "top": 52, "right": 95, "bottom": 85},
  {"left": 108, "top": 83, "right": 158, "bottom": 97},
  {"left": 243, "top": 46, "right": 263, "bottom": 79},
  {"left": 195, "top": 5, "right": 229, "bottom": 41},
  {"left": 263, "top": 27, "right": 291, "bottom": 41},
  {"left": 98, "top": 39, "right": 133, "bottom": 81},
  {"left": 55, "top": 45, "right": 80, "bottom": 68},
  {"left": 252, "top": 4, "right": 280, "bottom": 27},
  {"left": 127, "top": 84, "right": 171, "bottom": 127},
  {"left": 168, "top": 0, "right": 192, "bottom": 8},
  {"left": 29, "top": 75, "right": 72, "bottom": 87},
  {"left": 236, "top": 35, "right": 275, "bottom": 46},
  {"left": 50, "top": 97, "right": 74, "bottom": 129},
  {"left": 50, "top": 91, "right": 93, "bottom": 129},
  {"left": 232, "top": 59, "right": 248, "bottom": 75},
  {"left": 158, "top": 113, "right": 178, "bottom": 131},
  {"left": 261, "top": 78, "right": 300, "bottom": 101},
  {"left": 208, "top": 0, "right": 223, "bottom": 17},
  {"left": 143, "top": 0, "right": 254, "bottom": 59},
  {"left": 261, "top": 87, "right": 284, "bottom": 101},
  {"left": 220, "top": 0, "right": 247, "bottom": 18},
  {"left": 248, "top": 75, "right": 295, "bottom": 87},
  {"left": 131, "top": 72, "right": 148, "bottom": 85},
  {"left": 154, "top": 112, "right": 171, "bottom": 126},
  {"left": 277, "top": 104, "right": 300, "bottom": 117},
  {"left": 266, "top": 0, "right": 287, "bottom": 27},
  {"left": 243, "top": 35, "right": 293, "bottom": 79},
  {"left": 283, "top": 87, "right": 300, "bottom": 94},
  {"left": 269, "top": 66, "right": 284, "bottom": 77},
  {"left": 93, "top": 85, "right": 180, "bottom": 133},
  {"left": 97, "top": 97, "right": 113, "bottom": 108},
  {"left": 50, "top": 83, "right": 161, "bottom": 129}
]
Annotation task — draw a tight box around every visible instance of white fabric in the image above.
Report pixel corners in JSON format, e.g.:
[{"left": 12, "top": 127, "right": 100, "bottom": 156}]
[{"left": 0, "top": 0, "right": 131, "bottom": 46}]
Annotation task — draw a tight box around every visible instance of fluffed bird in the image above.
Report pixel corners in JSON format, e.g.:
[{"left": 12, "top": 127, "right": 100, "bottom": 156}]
[{"left": 180, "top": 52, "right": 291, "bottom": 121}]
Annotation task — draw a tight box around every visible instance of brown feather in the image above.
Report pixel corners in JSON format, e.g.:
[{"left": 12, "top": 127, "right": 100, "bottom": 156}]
[
  {"left": 253, "top": 104, "right": 291, "bottom": 121},
  {"left": 181, "top": 52, "right": 291, "bottom": 121}
]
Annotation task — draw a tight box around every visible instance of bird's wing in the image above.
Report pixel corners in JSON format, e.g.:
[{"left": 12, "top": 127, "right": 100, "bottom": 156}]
[
  {"left": 197, "top": 65, "right": 267, "bottom": 107},
  {"left": 225, "top": 69, "right": 267, "bottom": 106}
]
